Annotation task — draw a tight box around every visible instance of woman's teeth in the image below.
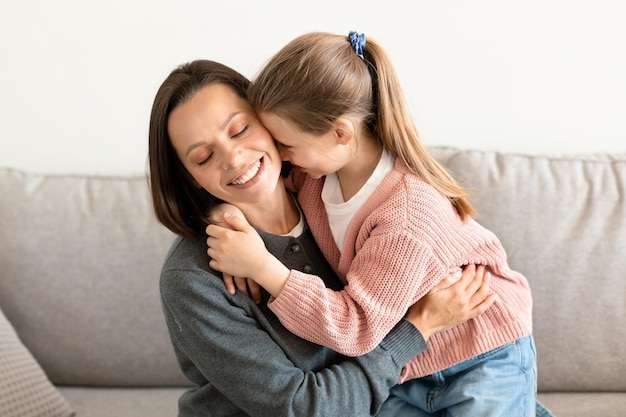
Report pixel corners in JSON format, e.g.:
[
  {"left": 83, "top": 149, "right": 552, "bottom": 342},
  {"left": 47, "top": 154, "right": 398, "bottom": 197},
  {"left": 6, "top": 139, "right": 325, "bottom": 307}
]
[{"left": 231, "top": 159, "right": 261, "bottom": 185}]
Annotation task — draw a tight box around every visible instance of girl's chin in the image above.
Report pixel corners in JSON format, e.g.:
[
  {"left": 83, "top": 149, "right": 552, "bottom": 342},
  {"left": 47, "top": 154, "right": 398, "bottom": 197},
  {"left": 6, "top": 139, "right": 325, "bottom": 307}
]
[
  {"left": 295, "top": 166, "right": 322, "bottom": 179},
  {"left": 305, "top": 171, "right": 323, "bottom": 180}
]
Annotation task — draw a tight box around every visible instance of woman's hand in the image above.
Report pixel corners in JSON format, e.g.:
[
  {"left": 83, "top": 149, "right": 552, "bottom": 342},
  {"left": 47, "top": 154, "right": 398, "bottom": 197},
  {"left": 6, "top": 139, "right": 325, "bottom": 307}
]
[
  {"left": 206, "top": 211, "right": 290, "bottom": 297},
  {"left": 222, "top": 274, "right": 262, "bottom": 304},
  {"left": 405, "top": 264, "right": 496, "bottom": 341}
]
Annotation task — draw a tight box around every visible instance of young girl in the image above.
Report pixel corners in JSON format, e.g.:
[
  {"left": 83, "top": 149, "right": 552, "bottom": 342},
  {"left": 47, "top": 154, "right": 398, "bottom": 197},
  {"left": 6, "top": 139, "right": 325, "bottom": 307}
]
[{"left": 206, "top": 32, "right": 543, "bottom": 416}]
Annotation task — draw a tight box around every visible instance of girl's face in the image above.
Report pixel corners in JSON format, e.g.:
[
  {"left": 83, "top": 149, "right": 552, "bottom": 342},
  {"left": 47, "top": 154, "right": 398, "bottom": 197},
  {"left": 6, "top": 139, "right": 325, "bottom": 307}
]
[
  {"left": 168, "top": 84, "right": 283, "bottom": 207},
  {"left": 258, "top": 111, "right": 351, "bottom": 179}
]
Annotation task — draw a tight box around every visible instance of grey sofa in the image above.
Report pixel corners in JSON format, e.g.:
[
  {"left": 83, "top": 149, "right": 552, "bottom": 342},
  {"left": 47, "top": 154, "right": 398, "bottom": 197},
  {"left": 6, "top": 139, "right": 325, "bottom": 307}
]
[{"left": 0, "top": 147, "right": 624, "bottom": 417}]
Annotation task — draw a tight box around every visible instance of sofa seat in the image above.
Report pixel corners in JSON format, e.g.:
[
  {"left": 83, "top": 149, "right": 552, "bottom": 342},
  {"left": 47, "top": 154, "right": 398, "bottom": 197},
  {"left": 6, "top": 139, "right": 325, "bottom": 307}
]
[{"left": 58, "top": 387, "right": 187, "bottom": 417}]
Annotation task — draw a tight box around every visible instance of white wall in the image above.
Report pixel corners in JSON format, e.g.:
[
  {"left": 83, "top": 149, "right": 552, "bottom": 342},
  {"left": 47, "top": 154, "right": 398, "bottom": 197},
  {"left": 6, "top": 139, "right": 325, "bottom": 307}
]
[{"left": 1, "top": 0, "right": 624, "bottom": 175}]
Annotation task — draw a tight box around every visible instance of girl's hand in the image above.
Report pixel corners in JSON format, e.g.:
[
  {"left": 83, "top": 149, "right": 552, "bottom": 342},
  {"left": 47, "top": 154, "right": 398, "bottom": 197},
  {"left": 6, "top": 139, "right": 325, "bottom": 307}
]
[
  {"left": 405, "top": 264, "right": 496, "bottom": 341},
  {"left": 206, "top": 211, "right": 267, "bottom": 278},
  {"left": 206, "top": 212, "right": 290, "bottom": 297},
  {"left": 207, "top": 203, "right": 246, "bottom": 229},
  {"left": 206, "top": 204, "right": 261, "bottom": 303}
]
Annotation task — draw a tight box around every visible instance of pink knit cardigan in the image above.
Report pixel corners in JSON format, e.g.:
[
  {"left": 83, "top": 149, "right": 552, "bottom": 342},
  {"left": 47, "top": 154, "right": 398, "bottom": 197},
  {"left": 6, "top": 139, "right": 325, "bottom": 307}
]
[{"left": 270, "top": 159, "right": 533, "bottom": 380}]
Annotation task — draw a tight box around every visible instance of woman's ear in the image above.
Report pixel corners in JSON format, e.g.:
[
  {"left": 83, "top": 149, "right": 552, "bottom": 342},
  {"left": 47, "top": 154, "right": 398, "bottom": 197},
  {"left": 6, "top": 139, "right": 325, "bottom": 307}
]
[{"left": 333, "top": 117, "right": 355, "bottom": 145}]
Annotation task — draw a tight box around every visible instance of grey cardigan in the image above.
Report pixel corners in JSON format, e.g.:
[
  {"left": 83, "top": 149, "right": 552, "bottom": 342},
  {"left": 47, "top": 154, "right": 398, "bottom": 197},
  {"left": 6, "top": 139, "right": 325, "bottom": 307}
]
[{"left": 160, "top": 224, "right": 427, "bottom": 417}]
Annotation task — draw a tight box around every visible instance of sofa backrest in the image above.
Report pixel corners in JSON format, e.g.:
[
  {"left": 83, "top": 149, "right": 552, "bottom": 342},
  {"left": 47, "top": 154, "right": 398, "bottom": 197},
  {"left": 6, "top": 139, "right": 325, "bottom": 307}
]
[
  {"left": 0, "top": 168, "right": 188, "bottom": 386},
  {"left": 431, "top": 147, "right": 626, "bottom": 392},
  {"left": 1, "top": 147, "right": 625, "bottom": 391}
]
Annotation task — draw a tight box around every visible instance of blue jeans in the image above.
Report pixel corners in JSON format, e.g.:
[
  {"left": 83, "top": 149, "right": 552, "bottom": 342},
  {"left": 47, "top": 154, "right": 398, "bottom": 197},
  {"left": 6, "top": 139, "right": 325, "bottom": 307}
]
[{"left": 377, "top": 335, "right": 551, "bottom": 417}]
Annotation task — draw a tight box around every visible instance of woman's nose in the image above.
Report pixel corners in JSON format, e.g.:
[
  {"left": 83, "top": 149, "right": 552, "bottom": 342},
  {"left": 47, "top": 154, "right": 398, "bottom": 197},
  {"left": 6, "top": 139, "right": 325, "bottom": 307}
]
[{"left": 222, "top": 143, "right": 244, "bottom": 169}]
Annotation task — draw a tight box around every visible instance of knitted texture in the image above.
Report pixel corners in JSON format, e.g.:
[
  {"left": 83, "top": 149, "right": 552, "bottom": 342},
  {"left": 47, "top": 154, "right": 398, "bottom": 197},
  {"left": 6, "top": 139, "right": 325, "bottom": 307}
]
[
  {"left": 271, "top": 158, "right": 533, "bottom": 380},
  {"left": 0, "top": 307, "right": 74, "bottom": 417}
]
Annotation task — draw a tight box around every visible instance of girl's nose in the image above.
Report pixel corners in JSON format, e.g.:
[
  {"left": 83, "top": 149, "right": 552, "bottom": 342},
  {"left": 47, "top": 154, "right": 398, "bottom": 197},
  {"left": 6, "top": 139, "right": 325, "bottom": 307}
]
[{"left": 278, "top": 147, "right": 290, "bottom": 162}]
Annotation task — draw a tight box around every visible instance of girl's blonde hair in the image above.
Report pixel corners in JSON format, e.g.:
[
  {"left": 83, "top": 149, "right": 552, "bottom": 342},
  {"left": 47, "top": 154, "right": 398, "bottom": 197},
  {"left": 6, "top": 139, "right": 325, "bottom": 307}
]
[{"left": 248, "top": 32, "right": 475, "bottom": 220}]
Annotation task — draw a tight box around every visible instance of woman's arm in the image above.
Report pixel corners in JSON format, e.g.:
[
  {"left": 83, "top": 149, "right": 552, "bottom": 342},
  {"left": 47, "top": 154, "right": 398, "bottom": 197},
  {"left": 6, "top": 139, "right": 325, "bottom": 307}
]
[
  {"left": 161, "top": 238, "right": 427, "bottom": 417},
  {"left": 163, "top": 238, "right": 493, "bottom": 416}
]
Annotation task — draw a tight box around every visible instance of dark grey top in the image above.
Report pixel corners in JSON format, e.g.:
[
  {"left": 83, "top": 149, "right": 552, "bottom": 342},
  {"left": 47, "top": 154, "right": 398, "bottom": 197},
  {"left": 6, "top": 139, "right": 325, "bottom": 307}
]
[{"left": 160, "top": 223, "right": 427, "bottom": 417}]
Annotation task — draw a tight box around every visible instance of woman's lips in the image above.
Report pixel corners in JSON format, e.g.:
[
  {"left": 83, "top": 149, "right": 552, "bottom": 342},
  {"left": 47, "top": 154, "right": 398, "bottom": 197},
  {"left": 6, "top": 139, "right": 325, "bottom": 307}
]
[{"left": 229, "top": 158, "right": 263, "bottom": 186}]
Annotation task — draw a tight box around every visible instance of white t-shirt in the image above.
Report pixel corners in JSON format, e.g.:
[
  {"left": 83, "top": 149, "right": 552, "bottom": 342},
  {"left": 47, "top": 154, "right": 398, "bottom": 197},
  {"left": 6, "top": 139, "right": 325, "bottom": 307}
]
[{"left": 321, "top": 149, "right": 395, "bottom": 252}]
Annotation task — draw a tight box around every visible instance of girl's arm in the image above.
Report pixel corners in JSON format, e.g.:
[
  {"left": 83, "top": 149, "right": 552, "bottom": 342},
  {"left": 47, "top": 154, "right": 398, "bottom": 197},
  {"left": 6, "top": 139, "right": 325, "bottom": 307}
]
[
  {"left": 270, "top": 231, "right": 445, "bottom": 355},
  {"left": 205, "top": 210, "right": 489, "bottom": 356}
]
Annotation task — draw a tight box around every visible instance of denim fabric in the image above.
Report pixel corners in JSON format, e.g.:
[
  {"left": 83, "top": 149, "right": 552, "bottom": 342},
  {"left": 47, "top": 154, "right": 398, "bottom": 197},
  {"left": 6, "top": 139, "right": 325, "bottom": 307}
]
[
  {"left": 536, "top": 401, "right": 555, "bottom": 417},
  {"left": 377, "top": 335, "right": 550, "bottom": 417}
]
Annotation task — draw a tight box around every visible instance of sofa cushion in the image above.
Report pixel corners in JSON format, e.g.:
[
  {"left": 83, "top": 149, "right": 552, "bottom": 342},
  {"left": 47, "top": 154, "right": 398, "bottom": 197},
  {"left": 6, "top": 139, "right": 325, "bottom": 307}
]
[
  {"left": 431, "top": 147, "right": 626, "bottom": 392},
  {"left": 0, "top": 168, "right": 189, "bottom": 387},
  {"left": 0, "top": 306, "right": 74, "bottom": 417}
]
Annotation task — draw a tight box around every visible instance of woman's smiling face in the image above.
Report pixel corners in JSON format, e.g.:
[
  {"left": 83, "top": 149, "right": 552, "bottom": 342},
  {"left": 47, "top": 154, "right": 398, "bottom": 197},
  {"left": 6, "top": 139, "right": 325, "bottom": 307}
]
[{"left": 167, "top": 83, "right": 283, "bottom": 207}]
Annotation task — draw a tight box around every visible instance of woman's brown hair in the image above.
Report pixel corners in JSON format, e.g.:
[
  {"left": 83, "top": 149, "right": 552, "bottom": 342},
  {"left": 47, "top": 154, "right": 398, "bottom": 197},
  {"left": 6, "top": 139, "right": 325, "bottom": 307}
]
[
  {"left": 148, "top": 60, "right": 250, "bottom": 239},
  {"left": 249, "top": 32, "right": 475, "bottom": 220}
]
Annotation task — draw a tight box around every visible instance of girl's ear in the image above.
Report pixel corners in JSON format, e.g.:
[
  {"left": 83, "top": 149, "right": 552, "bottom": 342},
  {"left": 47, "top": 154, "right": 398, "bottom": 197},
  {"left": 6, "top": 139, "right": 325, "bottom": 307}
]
[{"left": 333, "top": 117, "right": 355, "bottom": 145}]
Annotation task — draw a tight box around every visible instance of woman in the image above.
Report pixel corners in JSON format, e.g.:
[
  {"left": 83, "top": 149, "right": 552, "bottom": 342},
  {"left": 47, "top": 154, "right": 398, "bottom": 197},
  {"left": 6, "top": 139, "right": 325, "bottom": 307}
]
[{"left": 147, "top": 59, "right": 494, "bottom": 417}]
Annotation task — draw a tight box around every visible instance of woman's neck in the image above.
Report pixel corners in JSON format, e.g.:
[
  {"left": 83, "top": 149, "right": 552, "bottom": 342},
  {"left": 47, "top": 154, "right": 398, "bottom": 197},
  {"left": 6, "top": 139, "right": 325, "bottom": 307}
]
[
  {"left": 238, "top": 186, "right": 300, "bottom": 235},
  {"left": 337, "top": 134, "right": 384, "bottom": 201}
]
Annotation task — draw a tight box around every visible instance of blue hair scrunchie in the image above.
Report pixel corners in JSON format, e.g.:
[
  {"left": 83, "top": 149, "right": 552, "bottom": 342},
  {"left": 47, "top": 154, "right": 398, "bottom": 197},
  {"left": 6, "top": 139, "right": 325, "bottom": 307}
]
[{"left": 348, "top": 30, "right": 366, "bottom": 58}]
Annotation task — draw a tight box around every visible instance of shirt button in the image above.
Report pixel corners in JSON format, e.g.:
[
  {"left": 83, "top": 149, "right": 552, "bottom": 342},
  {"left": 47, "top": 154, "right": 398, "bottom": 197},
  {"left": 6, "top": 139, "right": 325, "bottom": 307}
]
[
  {"left": 400, "top": 367, "right": 407, "bottom": 377},
  {"left": 290, "top": 243, "right": 301, "bottom": 252},
  {"left": 303, "top": 264, "right": 313, "bottom": 273}
]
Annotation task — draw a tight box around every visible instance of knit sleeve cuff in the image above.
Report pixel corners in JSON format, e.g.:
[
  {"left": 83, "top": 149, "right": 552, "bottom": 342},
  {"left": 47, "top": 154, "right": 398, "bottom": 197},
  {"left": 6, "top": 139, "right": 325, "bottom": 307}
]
[
  {"left": 379, "top": 319, "right": 427, "bottom": 367},
  {"left": 270, "top": 267, "right": 335, "bottom": 309}
]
